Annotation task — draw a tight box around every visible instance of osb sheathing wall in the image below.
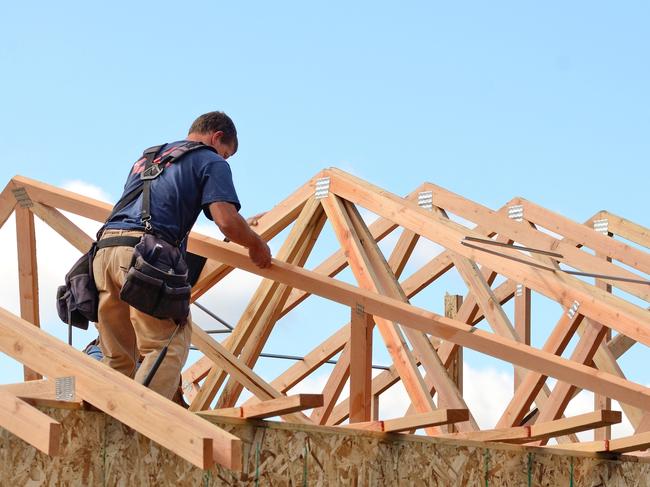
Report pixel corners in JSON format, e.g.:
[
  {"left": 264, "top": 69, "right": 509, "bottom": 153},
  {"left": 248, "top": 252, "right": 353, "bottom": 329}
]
[{"left": 1, "top": 407, "right": 649, "bottom": 486}]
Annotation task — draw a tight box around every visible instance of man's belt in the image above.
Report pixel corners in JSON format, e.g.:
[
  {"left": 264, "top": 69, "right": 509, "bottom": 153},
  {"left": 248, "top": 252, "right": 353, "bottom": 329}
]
[{"left": 96, "top": 236, "right": 142, "bottom": 250}]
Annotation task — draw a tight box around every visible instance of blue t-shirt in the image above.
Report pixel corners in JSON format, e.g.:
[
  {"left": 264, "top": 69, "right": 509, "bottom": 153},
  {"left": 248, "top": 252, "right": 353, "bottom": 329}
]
[{"left": 104, "top": 140, "right": 241, "bottom": 246}]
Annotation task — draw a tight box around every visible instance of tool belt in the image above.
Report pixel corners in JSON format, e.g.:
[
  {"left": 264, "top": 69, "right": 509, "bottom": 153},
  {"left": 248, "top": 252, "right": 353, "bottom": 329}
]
[
  {"left": 119, "top": 233, "right": 191, "bottom": 323},
  {"left": 56, "top": 141, "right": 215, "bottom": 329}
]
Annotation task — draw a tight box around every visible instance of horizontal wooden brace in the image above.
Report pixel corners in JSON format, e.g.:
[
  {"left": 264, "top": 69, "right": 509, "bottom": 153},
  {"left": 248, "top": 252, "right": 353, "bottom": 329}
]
[
  {"left": 341, "top": 409, "right": 469, "bottom": 433},
  {"left": 199, "top": 394, "right": 323, "bottom": 419}
]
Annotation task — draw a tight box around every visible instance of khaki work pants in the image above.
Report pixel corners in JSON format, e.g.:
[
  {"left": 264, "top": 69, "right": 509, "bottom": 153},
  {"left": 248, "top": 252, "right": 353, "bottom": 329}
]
[{"left": 92, "top": 229, "right": 192, "bottom": 399}]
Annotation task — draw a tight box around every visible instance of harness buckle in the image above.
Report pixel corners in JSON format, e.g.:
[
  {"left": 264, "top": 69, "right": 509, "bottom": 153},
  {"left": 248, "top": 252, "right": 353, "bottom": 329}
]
[{"left": 141, "top": 164, "right": 164, "bottom": 181}]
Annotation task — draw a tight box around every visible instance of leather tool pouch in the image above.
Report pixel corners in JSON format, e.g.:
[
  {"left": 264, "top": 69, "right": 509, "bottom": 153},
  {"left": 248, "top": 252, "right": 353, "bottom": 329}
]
[
  {"left": 56, "top": 243, "right": 98, "bottom": 330},
  {"left": 119, "top": 233, "right": 191, "bottom": 323}
]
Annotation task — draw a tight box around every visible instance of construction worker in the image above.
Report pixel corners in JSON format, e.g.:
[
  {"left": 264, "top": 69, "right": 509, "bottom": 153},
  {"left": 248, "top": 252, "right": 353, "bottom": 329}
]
[{"left": 92, "top": 111, "right": 271, "bottom": 400}]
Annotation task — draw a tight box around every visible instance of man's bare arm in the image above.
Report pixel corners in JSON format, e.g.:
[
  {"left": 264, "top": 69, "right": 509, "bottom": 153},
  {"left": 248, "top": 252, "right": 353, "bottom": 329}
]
[{"left": 209, "top": 202, "right": 271, "bottom": 268}]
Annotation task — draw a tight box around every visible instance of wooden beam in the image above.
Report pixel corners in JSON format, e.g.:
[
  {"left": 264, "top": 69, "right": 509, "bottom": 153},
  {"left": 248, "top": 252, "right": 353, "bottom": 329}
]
[
  {"left": 186, "top": 234, "right": 650, "bottom": 413},
  {"left": 342, "top": 409, "right": 469, "bottom": 433},
  {"left": 601, "top": 211, "right": 650, "bottom": 250},
  {"left": 326, "top": 169, "right": 650, "bottom": 348},
  {"left": 0, "top": 389, "right": 61, "bottom": 456},
  {"left": 594, "top": 251, "right": 613, "bottom": 442},
  {"left": 0, "top": 307, "right": 241, "bottom": 470},
  {"left": 199, "top": 394, "right": 323, "bottom": 419},
  {"left": 15, "top": 206, "right": 41, "bottom": 381},
  {"left": 0, "top": 181, "right": 16, "bottom": 230},
  {"left": 29, "top": 202, "right": 93, "bottom": 253},
  {"left": 514, "top": 285, "right": 531, "bottom": 391},
  {"left": 442, "top": 410, "right": 621, "bottom": 444},
  {"left": 349, "top": 307, "right": 373, "bottom": 423},
  {"left": 516, "top": 199, "right": 650, "bottom": 275}
]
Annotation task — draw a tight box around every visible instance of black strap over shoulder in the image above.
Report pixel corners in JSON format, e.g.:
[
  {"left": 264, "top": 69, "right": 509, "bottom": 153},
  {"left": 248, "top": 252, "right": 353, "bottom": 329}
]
[
  {"left": 99, "top": 141, "right": 217, "bottom": 242},
  {"left": 140, "top": 141, "right": 217, "bottom": 234}
]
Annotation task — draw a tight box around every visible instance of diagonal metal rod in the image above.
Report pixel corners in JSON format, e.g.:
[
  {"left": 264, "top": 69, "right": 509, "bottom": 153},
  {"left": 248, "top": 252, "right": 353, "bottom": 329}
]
[
  {"left": 192, "top": 301, "right": 234, "bottom": 330},
  {"left": 463, "top": 236, "right": 564, "bottom": 258}
]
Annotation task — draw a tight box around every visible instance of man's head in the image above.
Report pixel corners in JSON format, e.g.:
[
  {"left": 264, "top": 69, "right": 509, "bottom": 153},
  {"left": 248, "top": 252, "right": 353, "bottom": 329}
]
[{"left": 187, "top": 111, "right": 238, "bottom": 160}]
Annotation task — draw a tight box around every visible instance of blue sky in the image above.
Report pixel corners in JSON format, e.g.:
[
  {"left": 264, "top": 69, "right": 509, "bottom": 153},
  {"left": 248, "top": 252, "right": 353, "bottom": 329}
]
[{"left": 0, "top": 2, "right": 648, "bottom": 429}]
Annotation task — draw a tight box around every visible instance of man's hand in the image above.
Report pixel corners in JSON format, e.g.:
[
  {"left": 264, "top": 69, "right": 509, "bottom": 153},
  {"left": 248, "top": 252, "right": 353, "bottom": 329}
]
[
  {"left": 210, "top": 202, "right": 273, "bottom": 269},
  {"left": 246, "top": 211, "right": 267, "bottom": 227},
  {"left": 249, "top": 238, "right": 272, "bottom": 268}
]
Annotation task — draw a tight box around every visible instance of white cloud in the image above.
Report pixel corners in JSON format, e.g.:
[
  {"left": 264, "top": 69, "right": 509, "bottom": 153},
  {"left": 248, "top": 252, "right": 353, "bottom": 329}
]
[{"left": 61, "top": 180, "right": 113, "bottom": 203}]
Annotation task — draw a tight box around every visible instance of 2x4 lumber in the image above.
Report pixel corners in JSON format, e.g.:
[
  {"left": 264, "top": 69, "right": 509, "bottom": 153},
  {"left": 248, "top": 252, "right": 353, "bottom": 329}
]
[
  {"left": 342, "top": 409, "right": 469, "bottom": 433},
  {"left": 29, "top": 202, "right": 93, "bottom": 253},
  {"left": 443, "top": 410, "right": 621, "bottom": 444},
  {"left": 0, "top": 389, "right": 61, "bottom": 456},
  {"left": 0, "top": 307, "right": 241, "bottom": 470},
  {"left": 601, "top": 211, "right": 650, "bottom": 250},
  {"left": 190, "top": 323, "right": 311, "bottom": 424},
  {"left": 0, "top": 181, "right": 16, "bottom": 230},
  {"left": 310, "top": 343, "right": 351, "bottom": 424},
  {"left": 422, "top": 182, "right": 650, "bottom": 302},
  {"left": 190, "top": 178, "right": 315, "bottom": 300},
  {"left": 349, "top": 308, "right": 373, "bottom": 423},
  {"left": 515, "top": 199, "right": 650, "bottom": 275},
  {"left": 215, "top": 200, "right": 326, "bottom": 409},
  {"left": 186, "top": 232, "right": 650, "bottom": 413},
  {"left": 15, "top": 206, "right": 41, "bottom": 382},
  {"left": 594, "top": 252, "right": 613, "bottom": 442},
  {"left": 320, "top": 195, "right": 438, "bottom": 427},
  {"left": 514, "top": 285, "right": 531, "bottom": 391},
  {"left": 326, "top": 169, "right": 650, "bottom": 349},
  {"left": 199, "top": 394, "right": 323, "bottom": 419}
]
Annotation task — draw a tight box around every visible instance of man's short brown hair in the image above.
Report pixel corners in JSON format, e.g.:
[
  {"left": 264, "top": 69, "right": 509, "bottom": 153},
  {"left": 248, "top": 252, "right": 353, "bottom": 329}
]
[{"left": 188, "top": 111, "right": 238, "bottom": 152}]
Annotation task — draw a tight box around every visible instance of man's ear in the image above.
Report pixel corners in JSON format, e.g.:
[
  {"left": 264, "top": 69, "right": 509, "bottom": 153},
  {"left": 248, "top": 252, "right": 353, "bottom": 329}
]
[{"left": 210, "top": 130, "right": 224, "bottom": 146}]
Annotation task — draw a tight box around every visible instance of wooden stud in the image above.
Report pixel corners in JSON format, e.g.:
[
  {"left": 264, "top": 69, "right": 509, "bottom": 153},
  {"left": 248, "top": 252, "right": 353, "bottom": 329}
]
[
  {"left": 349, "top": 306, "right": 373, "bottom": 423},
  {"left": 0, "top": 389, "right": 62, "bottom": 456},
  {"left": 514, "top": 285, "right": 531, "bottom": 391},
  {"left": 15, "top": 206, "right": 41, "bottom": 381}
]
